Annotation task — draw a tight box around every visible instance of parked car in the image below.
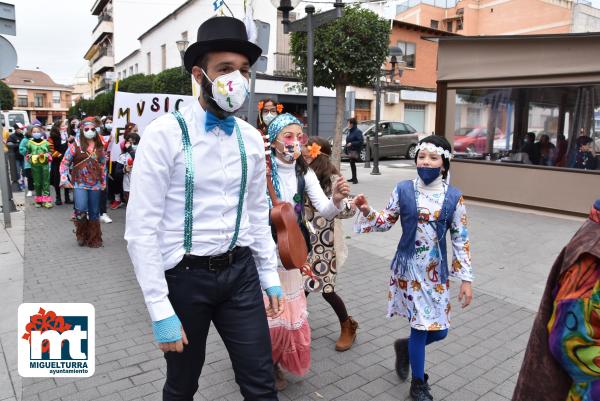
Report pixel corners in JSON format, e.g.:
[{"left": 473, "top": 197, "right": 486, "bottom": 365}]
[
  {"left": 1, "top": 110, "right": 30, "bottom": 134},
  {"left": 453, "top": 127, "right": 505, "bottom": 154},
  {"left": 330, "top": 120, "right": 420, "bottom": 162}
]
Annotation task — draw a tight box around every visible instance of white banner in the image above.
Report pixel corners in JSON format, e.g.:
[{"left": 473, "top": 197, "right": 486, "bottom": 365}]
[{"left": 110, "top": 91, "right": 196, "bottom": 157}]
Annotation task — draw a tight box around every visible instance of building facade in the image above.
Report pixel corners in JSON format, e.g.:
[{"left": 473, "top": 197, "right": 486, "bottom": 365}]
[
  {"left": 396, "top": 0, "right": 600, "bottom": 35},
  {"left": 2, "top": 69, "right": 73, "bottom": 124},
  {"left": 84, "top": 0, "right": 114, "bottom": 97}
]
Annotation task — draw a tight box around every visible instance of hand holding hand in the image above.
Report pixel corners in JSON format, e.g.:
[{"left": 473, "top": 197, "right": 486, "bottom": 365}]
[
  {"left": 332, "top": 176, "right": 350, "bottom": 208},
  {"left": 458, "top": 281, "right": 473, "bottom": 308},
  {"left": 352, "top": 194, "right": 370, "bottom": 217}
]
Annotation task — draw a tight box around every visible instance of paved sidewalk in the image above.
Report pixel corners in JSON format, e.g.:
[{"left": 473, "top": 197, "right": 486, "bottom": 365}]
[{"left": 10, "top": 162, "right": 587, "bottom": 401}]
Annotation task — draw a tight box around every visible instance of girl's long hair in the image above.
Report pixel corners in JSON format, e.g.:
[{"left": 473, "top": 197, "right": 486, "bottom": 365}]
[{"left": 307, "top": 137, "right": 339, "bottom": 193}]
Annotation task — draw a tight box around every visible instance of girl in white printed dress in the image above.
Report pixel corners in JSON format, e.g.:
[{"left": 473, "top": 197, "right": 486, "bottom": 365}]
[{"left": 353, "top": 135, "right": 473, "bottom": 401}]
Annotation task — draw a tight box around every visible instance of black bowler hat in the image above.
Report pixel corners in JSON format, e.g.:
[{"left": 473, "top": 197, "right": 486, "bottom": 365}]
[{"left": 183, "top": 16, "right": 262, "bottom": 73}]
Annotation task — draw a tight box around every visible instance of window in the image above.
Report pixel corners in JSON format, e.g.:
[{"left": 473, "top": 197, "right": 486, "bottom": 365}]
[
  {"left": 147, "top": 52, "right": 152, "bottom": 74},
  {"left": 182, "top": 31, "right": 188, "bottom": 42},
  {"left": 52, "top": 91, "right": 60, "bottom": 104},
  {"left": 129, "top": 66, "right": 134, "bottom": 76},
  {"left": 161, "top": 44, "right": 166, "bottom": 71},
  {"left": 430, "top": 20, "right": 439, "bottom": 29},
  {"left": 355, "top": 99, "right": 371, "bottom": 110},
  {"left": 34, "top": 94, "right": 45, "bottom": 108},
  {"left": 123, "top": 69, "right": 127, "bottom": 79},
  {"left": 118, "top": 72, "right": 121, "bottom": 80},
  {"left": 135, "top": 63, "right": 138, "bottom": 74},
  {"left": 17, "top": 89, "right": 27, "bottom": 96},
  {"left": 451, "top": 85, "right": 600, "bottom": 170},
  {"left": 446, "top": 21, "right": 453, "bottom": 32},
  {"left": 18, "top": 96, "right": 28, "bottom": 107},
  {"left": 457, "top": 18, "right": 463, "bottom": 31},
  {"left": 396, "top": 41, "right": 416, "bottom": 68}
]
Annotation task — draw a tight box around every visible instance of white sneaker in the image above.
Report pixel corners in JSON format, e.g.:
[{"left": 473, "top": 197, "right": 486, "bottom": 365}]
[
  {"left": 100, "top": 213, "right": 113, "bottom": 224},
  {"left": 26, "top": 191, "right": 32, "bottom": 197}
]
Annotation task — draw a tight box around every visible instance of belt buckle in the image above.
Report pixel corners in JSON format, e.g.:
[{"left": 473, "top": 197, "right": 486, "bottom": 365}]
[{"left": 208, "top": 251, "right": 233, "bottom": 272}]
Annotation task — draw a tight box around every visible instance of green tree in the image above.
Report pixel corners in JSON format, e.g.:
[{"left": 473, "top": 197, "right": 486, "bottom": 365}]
[
  {"left": 153, "top": 67, "right": 192, "bottom": 95},
  {"left": 290, "top": 6, "right": 389, "bottom": 165},
  {"left": 119, "top": 73, "right": 154, "bottom": 93},
  {"left": 0, "top": 80, "right": 14, "bottom": 110}
]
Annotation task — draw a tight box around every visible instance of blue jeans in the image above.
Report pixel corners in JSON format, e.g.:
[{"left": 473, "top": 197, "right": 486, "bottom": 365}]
[{"left": 74, "top": 188, "right": 101, "bottom": 221}]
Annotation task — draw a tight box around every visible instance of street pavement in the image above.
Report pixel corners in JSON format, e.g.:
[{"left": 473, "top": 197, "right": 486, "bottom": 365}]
[{"left": 2, "top": 160, "right": 587, "bottom": 401}]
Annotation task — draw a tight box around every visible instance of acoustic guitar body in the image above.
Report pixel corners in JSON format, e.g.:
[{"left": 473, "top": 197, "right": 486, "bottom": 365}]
[{"left": 270, "top": 202, "right": 308, "bottom": 270}]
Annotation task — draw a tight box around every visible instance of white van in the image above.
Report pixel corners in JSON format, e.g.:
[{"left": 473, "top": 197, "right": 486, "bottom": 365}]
[{"left": 1, "top": 110, "right": 30, "bottom": 134}]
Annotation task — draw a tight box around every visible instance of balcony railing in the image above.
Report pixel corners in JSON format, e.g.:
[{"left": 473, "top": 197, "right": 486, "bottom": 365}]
[
  {"left": 30, "top": 101, "right": 52, "bottom": 108},
  {"left": 273, "top": 53, "right": 298, "bottom": 78}
]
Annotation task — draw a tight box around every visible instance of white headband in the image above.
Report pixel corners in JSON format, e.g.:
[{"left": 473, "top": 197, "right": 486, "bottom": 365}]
[{"left": 416, "top": 142, "right": 453, "bottom": 160}]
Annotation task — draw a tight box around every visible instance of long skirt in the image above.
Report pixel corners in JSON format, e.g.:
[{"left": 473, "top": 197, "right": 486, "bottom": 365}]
[{"left": 263, "top": 267, "right": 311, "bottom": 376}]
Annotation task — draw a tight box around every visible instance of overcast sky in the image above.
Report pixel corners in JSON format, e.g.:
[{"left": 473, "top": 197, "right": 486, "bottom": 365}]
[{"left": 4, "top": 0, "right": 600, "bottom": 86}]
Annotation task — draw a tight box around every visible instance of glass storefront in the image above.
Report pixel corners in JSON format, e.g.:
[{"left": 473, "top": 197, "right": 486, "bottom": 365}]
[{"left": 451, "top": 85, "right": 600, "bottom": 171}]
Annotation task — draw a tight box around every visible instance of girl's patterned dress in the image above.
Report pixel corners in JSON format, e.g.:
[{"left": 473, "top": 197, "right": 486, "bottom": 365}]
[{"left": 355, "top": 177, "right": 473, "bottom": 330}]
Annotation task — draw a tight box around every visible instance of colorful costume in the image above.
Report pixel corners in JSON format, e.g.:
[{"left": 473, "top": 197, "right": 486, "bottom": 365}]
[
  {"left": 355, "top": 177, "right": 473, "bottom": 329},
  {"left": 60, "top": 142, "right": 106, "bottom": 247},
  {"left": 26, "top": 139, "right": 52, "bottom": 206},
  {"left": 513, "top": 201, "right": 600, "bottom": 401}
]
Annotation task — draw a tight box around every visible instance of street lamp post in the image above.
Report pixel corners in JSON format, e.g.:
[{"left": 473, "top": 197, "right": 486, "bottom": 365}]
[
  {"left": 176, "top": 40, "right": 189, "bottom": 74},
  {"left": 273, "top": 0, "right": 344, "bottom": 136},
  {"left": 371, "top": 55, "right": 401, "bottom": 175}
]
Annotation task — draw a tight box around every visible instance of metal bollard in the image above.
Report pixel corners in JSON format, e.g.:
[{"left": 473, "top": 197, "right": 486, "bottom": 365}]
[{"left": 364, "top": 135, "right": 371, "bottom": 168}]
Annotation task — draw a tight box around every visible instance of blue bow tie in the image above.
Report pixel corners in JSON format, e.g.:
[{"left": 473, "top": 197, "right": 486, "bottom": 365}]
[{"left": 205, "top": 111, "right": 235, "bottom": 136}]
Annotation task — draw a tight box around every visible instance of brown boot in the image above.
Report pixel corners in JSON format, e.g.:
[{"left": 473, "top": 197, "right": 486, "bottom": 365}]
[
  {"left": 335, "top": 316, "right": 359, "bottom": 352},
  {"left": 74, "top": 217, "right": 88, "bottom": 246},
  {"left": 274, "top": 364, "right": 288, "bottom": 391},
  {"left": 86, "top": 220, "right": 103, "bottom": 248}
]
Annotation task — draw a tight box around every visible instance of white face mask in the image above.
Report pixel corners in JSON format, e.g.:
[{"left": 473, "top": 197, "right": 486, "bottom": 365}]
[
  {"left": 83, "top": 129, "right": 97, "bottom": 139},
  {"left": 262, "top": 112, "right": 277, "bottom": 126},
  {"left": 202, "top": 69, "right": 249, "bottom": 113}
]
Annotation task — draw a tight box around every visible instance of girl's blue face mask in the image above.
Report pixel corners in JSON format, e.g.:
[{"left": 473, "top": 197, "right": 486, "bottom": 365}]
[{"left": 417, "top": 167, "right": 441, "bottom": 185}]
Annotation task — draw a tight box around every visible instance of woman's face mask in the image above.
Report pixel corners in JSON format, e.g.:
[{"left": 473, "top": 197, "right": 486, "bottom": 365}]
[
  {"left": 32, "top": 131, "right": 42, "bottom": 140},
  {"left": 276, "top": 141, "right": 301, "bottom": 162},
  {"left": 105, "top": 123, "right": 112, "bottom": 131},
  {"left": 262, "top": 111, "right": 277, "bottom": 126},
  {"left": 202, "top": 69, "right": 249, "bottom": 113},
  {"left": 82, "top": 126, "right": 97, "bottom": 139}
]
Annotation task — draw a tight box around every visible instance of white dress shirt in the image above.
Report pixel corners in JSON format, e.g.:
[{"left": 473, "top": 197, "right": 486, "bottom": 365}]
[{"left": 125, "top": 101, "right": 280, "bottom": 322}]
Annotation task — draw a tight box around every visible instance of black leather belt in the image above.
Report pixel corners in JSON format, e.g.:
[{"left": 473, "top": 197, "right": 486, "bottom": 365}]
[{"left": 172, "top": 247, "right": 245, "bottom": 272}]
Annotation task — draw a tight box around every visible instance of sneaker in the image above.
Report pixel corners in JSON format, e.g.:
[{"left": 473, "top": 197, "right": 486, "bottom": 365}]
[
  {"left": 100, "top": 213, "right": 112, "bottom": 224},
  {"left": 34, "top": 203, "right": 41, "bottom": 208},
  {"left": 26, "top": 191, "right": 33, "bottom": 197},
  {"left": 110, "top": 201, "right": 122, "bottom": 210},
  {"left": 42, "top": 202, "right": 53, "bottom": 209}
]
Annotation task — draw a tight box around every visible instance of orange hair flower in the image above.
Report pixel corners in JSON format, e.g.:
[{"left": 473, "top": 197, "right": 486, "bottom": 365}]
[
  {"left": 257, "top": 101, "right": 264, "bottom": 111},
  {"left": 307, "top": 143, "right": 322, "bottom": 158},
  {"left": 276, "top": 103, "right": 284, "bottom": 113}
]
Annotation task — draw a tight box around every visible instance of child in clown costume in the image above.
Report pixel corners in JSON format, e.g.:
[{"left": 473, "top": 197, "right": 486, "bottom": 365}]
[
  {"left": 353, "top": 135, "right": 473, "bottom": 401},
  {"left": 25, "top": 125, "right": 53, "bottom": 208}
]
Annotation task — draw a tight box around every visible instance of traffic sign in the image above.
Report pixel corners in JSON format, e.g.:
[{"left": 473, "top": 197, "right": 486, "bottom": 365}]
[
  {"left": 0, "top": 2, "right": 15, "bottom": 36},
  {"left": 288, "top": 7, "right": 343, "bottom": 32},
  {"left": 0, "top": 35, "right": 17, "bottom": 79}
]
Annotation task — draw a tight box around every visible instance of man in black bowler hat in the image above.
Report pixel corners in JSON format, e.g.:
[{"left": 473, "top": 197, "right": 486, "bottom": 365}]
[{"left": 126, "top": 16, "right": 283, "bottom": 401}]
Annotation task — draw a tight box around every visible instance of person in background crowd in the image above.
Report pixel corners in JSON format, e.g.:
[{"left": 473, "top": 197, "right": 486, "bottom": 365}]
[
  {"left": 7, "top": 123, "right": 25, "bottom": 191},
  {"left": 513, "top": 200, "right": 600, "bottom": 401},
  {"left": 60, "top": 117, "right": 106, "bottom": 248},
  {"left": 535, "top": 134, "right": 556, "bottom": 166},
  {"left": 301, "top": 137, "right": 359, "bottom": 352},
  {"left": 257, "top": 98, "right": 283, "bottom": 157},
  {"left": 345, "top": 118, "right": 363, "bottom": 184},
  {"left": 353, "top": 136, "right": 473, "bottom": 401},
  {"left": 266, "top": 114, "right": 350, "bottom": 390},
  {"left": 520, "top": 132, "right": 540, "bottom": 165},
  {"left": 68, "top": 117, "right": 80, "bottom": 140},
  {"left": 48, "top": 120, "right": 72, "bottom": 205},
  {"left": 19, "top": 126, "right": 34, "bottom": 197},
  {"left": 573, "top": 136, "right": 597, "bottom": 170},
  {"left": 119, "top": 132, "right": 140, "bottom": 204},
  {"left": 25, "top": 125, "right": 53, "bottom": 208},
  {"left": 109, "top": 121, "right": 137, "bottom": 210},
  {"left": 554, "top": 133, "right": 568, "bottom": 167}
]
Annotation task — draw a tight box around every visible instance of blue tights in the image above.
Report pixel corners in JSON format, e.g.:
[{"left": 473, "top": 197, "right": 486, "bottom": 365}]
[{"left": 408, "top": 327, "right": 448, "bottom": 381}]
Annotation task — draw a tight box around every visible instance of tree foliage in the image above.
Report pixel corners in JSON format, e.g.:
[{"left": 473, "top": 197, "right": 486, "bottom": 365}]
[
  {"left": 0, "top": 80, "right": 14, "bottom": 110},
  {"left": 290, "top": 6, "right": 389, "bottom": 164},
  {"left": 290, "top": 6, "right": 389, "bottom": 89},
  {"left": 153, "top": 68, "right": 192, "bottom": 96},
  {"left": 119, "top": 73, "right": 155, "bottom": 93}
]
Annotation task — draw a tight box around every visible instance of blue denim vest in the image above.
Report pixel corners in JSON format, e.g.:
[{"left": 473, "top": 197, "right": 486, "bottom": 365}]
[{"left": 390, "top": 180, "right": 462, "bottom": 284}]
